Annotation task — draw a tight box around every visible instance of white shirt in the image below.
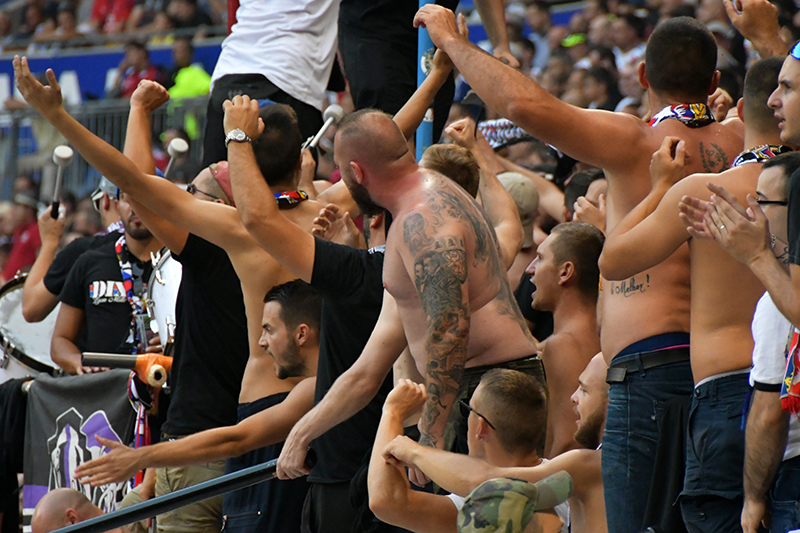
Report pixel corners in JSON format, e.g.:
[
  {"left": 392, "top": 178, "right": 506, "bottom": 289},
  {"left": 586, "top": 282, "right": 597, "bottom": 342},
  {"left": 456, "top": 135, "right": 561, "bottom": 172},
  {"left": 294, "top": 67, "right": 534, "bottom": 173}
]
[
  {"left": 749, "top": 292, "right": 800, "bottom": 461},
  {"left": 211, "top": 0, "right": 340, "bottom": 110}
]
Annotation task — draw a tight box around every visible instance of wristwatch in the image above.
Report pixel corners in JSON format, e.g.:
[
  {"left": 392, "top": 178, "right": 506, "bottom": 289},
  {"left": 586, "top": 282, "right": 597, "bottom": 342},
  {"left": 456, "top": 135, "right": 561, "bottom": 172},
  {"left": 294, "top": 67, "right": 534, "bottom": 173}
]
[{"left": 225, "top": 128, "right": 252, "bottom": 148}]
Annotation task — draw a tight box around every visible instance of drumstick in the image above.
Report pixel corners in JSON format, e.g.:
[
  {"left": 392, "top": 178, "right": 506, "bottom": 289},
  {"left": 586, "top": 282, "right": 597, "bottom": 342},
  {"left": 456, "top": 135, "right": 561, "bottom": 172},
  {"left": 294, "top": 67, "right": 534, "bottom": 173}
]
[
  {"left": 302, "top": 104, "right": 344, "bottom": 150},
  {"left": 164, "top": 138, "right": 189, "bottom": 178},
  {"left": 51, "top": 146, "right": 74, "bottom": 218}
]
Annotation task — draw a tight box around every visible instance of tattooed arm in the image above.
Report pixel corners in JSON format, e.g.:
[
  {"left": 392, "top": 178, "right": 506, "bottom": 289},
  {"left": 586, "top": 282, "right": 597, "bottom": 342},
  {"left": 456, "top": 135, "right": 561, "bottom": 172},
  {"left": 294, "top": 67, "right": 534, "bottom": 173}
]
[{"left": 402, "top": 212, "right": 471, "bottom": 450}]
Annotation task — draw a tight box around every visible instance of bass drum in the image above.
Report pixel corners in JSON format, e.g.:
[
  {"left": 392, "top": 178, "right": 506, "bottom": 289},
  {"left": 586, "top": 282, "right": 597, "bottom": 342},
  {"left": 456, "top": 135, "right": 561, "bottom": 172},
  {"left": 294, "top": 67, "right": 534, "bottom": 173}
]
[
  {"left": 146, "top": 249, "right": 182, "bottom": 354},
  {"left": 0, "top": 274, "right": 62, "bottom": 383}
]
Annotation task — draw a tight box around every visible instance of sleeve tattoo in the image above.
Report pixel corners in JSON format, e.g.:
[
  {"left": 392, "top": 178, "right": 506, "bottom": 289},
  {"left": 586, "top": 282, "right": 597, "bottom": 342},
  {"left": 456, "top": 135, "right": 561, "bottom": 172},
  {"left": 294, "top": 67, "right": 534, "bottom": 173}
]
[{"left": 404, "top": 213, "right": 470, "bottom": 446}]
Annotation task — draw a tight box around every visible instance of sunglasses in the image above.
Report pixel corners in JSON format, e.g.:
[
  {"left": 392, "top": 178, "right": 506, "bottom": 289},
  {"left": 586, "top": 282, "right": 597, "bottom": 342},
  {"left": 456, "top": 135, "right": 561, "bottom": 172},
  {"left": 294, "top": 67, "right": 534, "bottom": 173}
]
[
  {"left": 186, "top": 183, "right": 219, "bottom": 200},
  {"left": 458, "top": 399, "right": 496, "bottom": 430},
  {"left": 755, "top": 198, "right": 788, "bottom": 206}
]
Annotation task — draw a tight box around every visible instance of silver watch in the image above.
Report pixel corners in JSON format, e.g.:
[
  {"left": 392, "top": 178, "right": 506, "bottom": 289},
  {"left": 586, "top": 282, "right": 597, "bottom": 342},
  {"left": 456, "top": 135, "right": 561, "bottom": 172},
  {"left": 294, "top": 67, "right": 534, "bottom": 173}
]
[{"left": 225, "top": 128, "right": 252, "bottom": 148}]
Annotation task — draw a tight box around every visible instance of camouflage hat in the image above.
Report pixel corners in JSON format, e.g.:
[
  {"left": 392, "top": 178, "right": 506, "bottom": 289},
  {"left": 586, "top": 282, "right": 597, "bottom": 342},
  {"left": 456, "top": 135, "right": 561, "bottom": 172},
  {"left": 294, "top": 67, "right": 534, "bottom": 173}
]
[{"left": 457, "top": 471, "right": 573, "bottom": 533}]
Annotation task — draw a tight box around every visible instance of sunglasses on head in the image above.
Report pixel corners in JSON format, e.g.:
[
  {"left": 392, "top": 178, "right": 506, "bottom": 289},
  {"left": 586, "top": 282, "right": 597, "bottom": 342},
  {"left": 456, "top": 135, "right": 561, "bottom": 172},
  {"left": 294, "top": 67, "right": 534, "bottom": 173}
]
[{"left": 791, "top": 40, "right": 800, "bottom": 60}]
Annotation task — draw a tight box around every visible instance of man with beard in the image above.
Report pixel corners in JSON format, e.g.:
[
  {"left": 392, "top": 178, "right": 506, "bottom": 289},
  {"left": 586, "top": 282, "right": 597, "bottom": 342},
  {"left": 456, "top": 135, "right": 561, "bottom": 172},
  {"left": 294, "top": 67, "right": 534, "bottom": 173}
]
[
  {"left": 50, "top": 191, "right": 162, "bottom": 374},
  {"left": 525, "top": 223, "right": 603, "bottom": 458},
  {"left": 76, "top": 279, "right": 321, "bottom": 533},
  {"left": 260, "top": 106, "right": 541, "bottom": 485},
  {"left": 380, "top": 354, "right": 609, "bottom": 533}
]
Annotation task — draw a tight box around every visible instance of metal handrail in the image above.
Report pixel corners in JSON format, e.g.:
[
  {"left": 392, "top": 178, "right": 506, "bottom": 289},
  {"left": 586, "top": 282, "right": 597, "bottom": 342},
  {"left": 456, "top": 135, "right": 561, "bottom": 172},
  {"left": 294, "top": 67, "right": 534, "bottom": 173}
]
[{"left": 52, "top": 452, "right": 314, "bottom": 533}]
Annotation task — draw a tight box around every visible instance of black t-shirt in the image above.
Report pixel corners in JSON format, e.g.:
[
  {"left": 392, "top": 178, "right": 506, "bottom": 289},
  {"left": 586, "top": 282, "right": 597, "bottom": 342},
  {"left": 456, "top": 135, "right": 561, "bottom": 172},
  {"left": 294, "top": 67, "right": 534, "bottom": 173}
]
[
  {"left": 308, "top": 238, "right": 392, "bottom": 483},
  {"left": 59, "top": 238, "right": 152, "bottom": 354},
  {"left": 513, "top": 272, "right": 554, "bottom": 342},
  {"left": 44, "top": 231, "right": 122, "bottom": 296},
  {"left": 161, "top": 233, "right": 249, "bottom": 436},
  {"left": 339, "top": 0, "right": 458, "bottom": 42},
  {"left": 787, "top": 167, "right": 800, "bottom": 265}
]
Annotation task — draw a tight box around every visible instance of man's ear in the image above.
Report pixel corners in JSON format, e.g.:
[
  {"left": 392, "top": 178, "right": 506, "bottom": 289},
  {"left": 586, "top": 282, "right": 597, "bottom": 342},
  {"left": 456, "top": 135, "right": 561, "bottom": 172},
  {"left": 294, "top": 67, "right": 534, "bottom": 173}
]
[
  {"left": 708, "top": 70, "right": 721, "bottom": 95},
  {"left": 637, "top": 61, "right": 649, "bottom": 90},
  {"left": 295, "top": 323, "right": 309, "bottom": 347},
  {"left": 350, "top": 162, "right": 364, "bottom": 184},
  {"left": 369, "top": 212, "right": 384, "bottom": 230},
  {"left": 558, "top": 261, "right": 576, "bottom": 286},
  {"left": 65, "top": 509, "right": 80, "bottom": 525},
  {"left": 476, "top": 416, "right": 492, "bottom": 440},
  {"left": 736, "top": 97, "right": 744, "bottom": 123}
]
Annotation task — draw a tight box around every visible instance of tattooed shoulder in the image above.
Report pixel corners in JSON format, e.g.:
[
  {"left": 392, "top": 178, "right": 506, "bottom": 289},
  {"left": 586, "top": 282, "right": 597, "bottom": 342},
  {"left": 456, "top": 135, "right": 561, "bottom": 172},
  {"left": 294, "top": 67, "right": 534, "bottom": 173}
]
[{"left": 699, "top": 141, "right": 729, "bottom": 173}]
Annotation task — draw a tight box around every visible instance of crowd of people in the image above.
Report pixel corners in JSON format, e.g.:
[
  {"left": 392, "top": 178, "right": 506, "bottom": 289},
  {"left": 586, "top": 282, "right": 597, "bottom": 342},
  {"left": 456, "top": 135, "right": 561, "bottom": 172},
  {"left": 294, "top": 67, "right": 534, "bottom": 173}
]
[{"left": 4, "top": 0, "right": 800, "bottom": 532}]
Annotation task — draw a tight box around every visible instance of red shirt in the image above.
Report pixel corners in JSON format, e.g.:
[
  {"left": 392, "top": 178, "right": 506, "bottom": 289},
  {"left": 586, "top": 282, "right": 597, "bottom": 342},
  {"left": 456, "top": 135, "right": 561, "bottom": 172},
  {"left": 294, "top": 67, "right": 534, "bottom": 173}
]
[
  {"left": 119, "top": 65, "right": 162, "bottom": 98},
  {"left": 90, "top": 0, "right": 134, "bottom": 32},
  {"left": 2, "top": 220, "right": 41, "bottom": 281}
]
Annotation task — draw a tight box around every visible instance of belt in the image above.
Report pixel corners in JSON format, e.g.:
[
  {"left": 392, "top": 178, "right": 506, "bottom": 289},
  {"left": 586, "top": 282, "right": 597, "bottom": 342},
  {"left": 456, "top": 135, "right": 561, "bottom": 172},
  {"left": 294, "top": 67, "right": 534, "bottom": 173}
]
[{"left": 606, "top": 347, "right": 690, "bottom": 384}]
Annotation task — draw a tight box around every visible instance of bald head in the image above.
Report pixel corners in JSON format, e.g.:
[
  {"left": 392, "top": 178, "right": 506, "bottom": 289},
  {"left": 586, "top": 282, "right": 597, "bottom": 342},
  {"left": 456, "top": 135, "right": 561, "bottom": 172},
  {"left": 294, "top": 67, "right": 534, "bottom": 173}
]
[
  {"left": 334, "top": 109, "right": 413, "bottom": 174},
  {"left": 31, "top": 489, "right": 103, "bottom": 533}
]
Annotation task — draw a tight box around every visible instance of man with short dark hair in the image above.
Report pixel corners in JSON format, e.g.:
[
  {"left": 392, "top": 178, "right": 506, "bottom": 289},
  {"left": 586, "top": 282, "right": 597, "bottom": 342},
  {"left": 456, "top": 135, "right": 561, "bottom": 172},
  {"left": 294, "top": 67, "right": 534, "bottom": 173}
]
[
  {"left": 77, "top": 279, "right": 322, "bottom": 533},
  {"left": 412, "top": 10, "right": 743, "bottom": 531},
  {"left": 600, "top": 56, "right": 789, "bottom": 531},
  {"left": 527, "top": 222, "right": 603, "bottom": 457},
  {"left": 0, "top": 189, "right": 40, "bottom": 284},
  {"left": 107, "top": 41, "right": 163, "bottom": 98}
]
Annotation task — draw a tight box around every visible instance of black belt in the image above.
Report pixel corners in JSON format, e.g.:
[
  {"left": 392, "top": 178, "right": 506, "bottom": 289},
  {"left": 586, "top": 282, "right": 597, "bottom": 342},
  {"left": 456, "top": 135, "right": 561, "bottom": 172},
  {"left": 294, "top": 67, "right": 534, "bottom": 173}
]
[{"left": 606, "top": 347, "right": 690, "bottom": 384}]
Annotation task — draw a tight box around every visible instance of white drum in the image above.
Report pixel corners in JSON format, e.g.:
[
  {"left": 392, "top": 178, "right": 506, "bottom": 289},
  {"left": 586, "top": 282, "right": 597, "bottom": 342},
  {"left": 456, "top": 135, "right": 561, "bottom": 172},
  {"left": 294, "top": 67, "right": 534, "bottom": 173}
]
[
  {"left": 0, "top": 275, "right": 61, "bottom": 383},
  {"left": 146, "top": 249, "right": 182, "bottom": 354}
]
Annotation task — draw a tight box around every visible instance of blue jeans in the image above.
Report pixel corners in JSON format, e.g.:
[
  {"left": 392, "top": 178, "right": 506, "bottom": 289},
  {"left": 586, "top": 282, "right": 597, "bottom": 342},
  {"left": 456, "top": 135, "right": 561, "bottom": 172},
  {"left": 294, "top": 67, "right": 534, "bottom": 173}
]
[
  {"left": 769, "top": 454, "right": 800, "bottom": 533},
  {"left": 602, "top": 350, "right": 694, "bottom": 533},
  {"left": 680, "top": 372, "right": 748, "bottom": 533}
]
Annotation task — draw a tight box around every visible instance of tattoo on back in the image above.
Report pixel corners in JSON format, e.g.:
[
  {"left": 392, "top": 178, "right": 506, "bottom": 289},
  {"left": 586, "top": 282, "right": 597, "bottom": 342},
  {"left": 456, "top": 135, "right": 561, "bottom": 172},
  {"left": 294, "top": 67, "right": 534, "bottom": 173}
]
[{"left": 699, "top": 141, "right": 729, "bottom": 173}]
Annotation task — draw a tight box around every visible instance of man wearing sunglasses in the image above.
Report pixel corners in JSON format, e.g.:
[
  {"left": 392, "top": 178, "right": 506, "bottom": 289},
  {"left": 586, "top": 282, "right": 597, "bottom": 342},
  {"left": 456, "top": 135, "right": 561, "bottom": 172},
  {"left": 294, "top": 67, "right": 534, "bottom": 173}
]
[
  {"left": 599, "top": 57, "right": 791, "bottom": 531},
  {"left": 50, "top": 190, "right": 162, "bottom": 374},
  {"left": 22, "top": 177, "right": 123, "bottom": 324},
  {"left": 368, "top": 371, "right": 569, "bottom": 533}
]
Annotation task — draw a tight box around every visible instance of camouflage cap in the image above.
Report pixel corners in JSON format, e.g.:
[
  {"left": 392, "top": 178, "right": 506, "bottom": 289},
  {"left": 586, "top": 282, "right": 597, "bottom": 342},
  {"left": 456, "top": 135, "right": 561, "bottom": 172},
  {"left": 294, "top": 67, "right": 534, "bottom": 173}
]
[{"left": 457, "top": 471, "right": 573, "bottom": 533}]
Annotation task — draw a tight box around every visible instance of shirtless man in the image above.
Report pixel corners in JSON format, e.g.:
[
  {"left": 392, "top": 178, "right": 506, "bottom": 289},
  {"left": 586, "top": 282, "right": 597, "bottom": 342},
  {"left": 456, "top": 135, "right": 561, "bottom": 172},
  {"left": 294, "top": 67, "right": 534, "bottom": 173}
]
[
  {"left": 600, "top": 56, "right": 788, "bottom": 530},
  {"left": 527, "top": 223, "right": 603, "bottom": 457},
  {"left": 11, "top": 64, "right": 324, "bottom": 533},
  {"left": 217, "top": 102, "right": 542, "bottom": 480},
  {"left": 413, "top": 8, "right": 743, "bottom": 531},
  {"left": 382, "top": 354, "right": 609, "bottom": 533}
]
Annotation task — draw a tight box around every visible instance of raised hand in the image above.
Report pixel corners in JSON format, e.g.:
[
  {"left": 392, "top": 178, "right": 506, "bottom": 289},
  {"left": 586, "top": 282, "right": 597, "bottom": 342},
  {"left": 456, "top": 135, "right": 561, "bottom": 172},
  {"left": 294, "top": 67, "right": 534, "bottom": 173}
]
[
  {"left": 222, "top": 94, "right": 265, "bottom": 140},
  {"left": 384, "top": 379, "right": 427, "bottom": 419},
  {"left": 414, "top": 5, "right": 463, "bottom": 51},
  {"left": 131, "top": 80, "right": 170, "bottom": 115},
  {"left": 573, "top": 194, "right": 606, "bottom": 233},
  {"left": 445, "top": 117, "right": 478, "bottom": 150},
  {"left": 311, "top": 203, "right": 364, "bottom": 248},
  {"left": 38, "top": 205, "right": 65, "bottom": 247},
  {"left": 13, "top": 56, "right": 63, "bottom": 118},
  {"left": 431, "top": 12, "right": 469, "bottom": 72}
]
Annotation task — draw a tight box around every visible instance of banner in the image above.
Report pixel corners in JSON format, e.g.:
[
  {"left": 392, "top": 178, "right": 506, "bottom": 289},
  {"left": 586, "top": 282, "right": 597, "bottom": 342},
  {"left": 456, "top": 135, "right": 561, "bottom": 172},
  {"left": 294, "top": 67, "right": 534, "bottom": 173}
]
[{"left": 22, "top": 369, "right": 135, "bottom": 532}]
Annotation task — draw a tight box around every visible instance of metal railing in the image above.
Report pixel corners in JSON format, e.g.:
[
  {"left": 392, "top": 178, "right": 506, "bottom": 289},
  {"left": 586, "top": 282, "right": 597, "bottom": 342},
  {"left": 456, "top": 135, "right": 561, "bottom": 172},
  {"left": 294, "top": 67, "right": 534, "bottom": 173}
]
[
  {"left": 1, "top": 95, "right": 208, "bottom": 200},
  {"left": 52, "top": 450, "right": 315, "bottom": 533}
]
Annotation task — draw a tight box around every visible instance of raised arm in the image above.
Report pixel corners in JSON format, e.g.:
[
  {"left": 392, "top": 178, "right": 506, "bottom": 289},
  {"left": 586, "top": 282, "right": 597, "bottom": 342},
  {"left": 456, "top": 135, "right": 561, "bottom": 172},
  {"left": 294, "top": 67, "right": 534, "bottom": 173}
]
[
  {"left": 446, "top": 118, "right": 523, "bottom": 269},
  {"left": 599, "top": 137, "right": 692, "bottom": 280},
  {"left": 122, "top": 81, "right": 254, "bottom": 255},
  {"left": 277, "top": 290, "right": 408, "bottom": 479},
  {"left": 723, "top": 0, "right": 788, "bottom": 58},
  {"left": 74, "top": 377, "right": 316, "bottom": 486},
  {"left": 22, "top": 206, "right": 64, "bottom": 322},
  {"left": 473, "top": 0, "right": 520, "bottom": 68},
  {"left": 223, "top": 95, "right": 317, "bottom": 281},
  {"left": 413, "top": 6, "right": 648, "bottom": 173},
  {"left": 368, "top": 380, "right": 458, "bottom": 533},
  {"left": 393, "top": 14, "right": 466, "bottom": 141},
  {"left": 400, "top": 213, "right": 470, "bottom": 450}
]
